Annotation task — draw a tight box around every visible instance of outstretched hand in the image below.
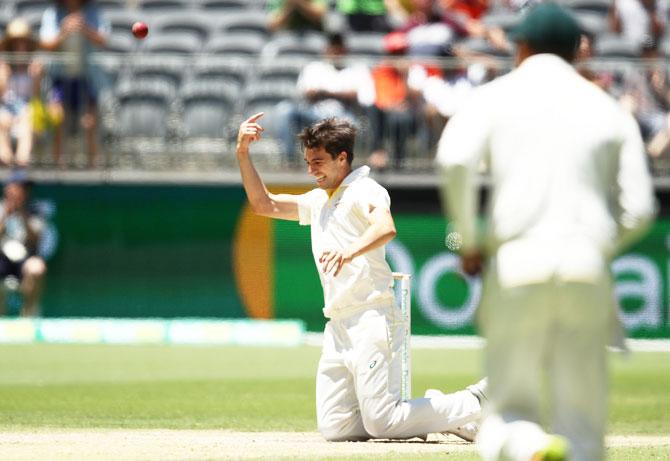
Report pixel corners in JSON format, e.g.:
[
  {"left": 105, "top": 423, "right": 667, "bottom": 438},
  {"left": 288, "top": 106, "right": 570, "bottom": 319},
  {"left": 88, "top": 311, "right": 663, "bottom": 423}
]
[{"left": 237, "top": 112, "right": 265, "bottom": 151}]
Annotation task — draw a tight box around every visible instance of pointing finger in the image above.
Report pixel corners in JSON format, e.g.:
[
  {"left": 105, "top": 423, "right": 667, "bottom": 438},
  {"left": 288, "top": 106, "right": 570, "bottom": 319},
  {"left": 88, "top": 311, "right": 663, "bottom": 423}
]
[{"left": 245, "top": 112, "right": 265, "bottom": 123}]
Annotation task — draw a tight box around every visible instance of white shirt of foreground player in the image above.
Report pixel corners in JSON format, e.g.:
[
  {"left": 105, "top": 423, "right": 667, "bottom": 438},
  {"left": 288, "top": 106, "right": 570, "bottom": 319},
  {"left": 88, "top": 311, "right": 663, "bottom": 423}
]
[
  {"left": 297, "top": 166, "right": 395, "bottom": 318},
  {"left": 437, "top": 53, "right": 656, "bottom": 287}
]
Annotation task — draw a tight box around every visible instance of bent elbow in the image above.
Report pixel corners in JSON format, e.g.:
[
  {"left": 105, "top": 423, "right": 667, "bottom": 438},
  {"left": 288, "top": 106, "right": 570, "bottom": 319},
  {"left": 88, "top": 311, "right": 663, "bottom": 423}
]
[
  {"left": 386, "top": 227, "right": 397, "bottom": 241},
  {"left": 250, "top": 201, "right": 272, "bottom": 217}
]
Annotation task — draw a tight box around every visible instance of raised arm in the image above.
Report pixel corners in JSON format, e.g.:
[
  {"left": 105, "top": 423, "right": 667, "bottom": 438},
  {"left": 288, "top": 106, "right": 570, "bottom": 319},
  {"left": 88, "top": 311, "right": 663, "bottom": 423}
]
[{"left": 236, "top": 113, "right": 300, "bottom": 221}]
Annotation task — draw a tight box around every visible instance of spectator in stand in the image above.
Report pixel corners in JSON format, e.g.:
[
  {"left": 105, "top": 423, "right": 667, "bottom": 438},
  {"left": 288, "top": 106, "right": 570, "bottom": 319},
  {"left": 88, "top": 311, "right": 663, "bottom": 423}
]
[
  {"left": 440, "top": 0, "right": 489, "bottom": 19},
  {"left": 0, "top": 170, "right": 47, "bottom": 317},
  {"left": 267, "top": 0, "right": 327, "bottom": 32},
  {"left": 273, "top": 33, "right": 375, "bottom": 164},
  {"left": 39, "top": 0, "right": 109, "bottom": 169},
  {"left": 367, "top": 46, "right": 424, "bottom": 170},
  {"left": 609, "top": 0, "right": 669, "bottom": 53},
  {"left": 0, "top": 19, "right": 51, "bottom": 167},
  {"left": 618, "top": 64, "right": 670, "bottom": 162},
  {"left": 393, "top": 0, "right": 508, "bottom": 57},
  {"left": 643, "top": 67, "right": 670, "bottom": 160},
  {"left": 336, "top": 0, "right": 391, "bottom": 32},
  {"left": 575, "top": 33, "right": 615, "bottom": 91}
]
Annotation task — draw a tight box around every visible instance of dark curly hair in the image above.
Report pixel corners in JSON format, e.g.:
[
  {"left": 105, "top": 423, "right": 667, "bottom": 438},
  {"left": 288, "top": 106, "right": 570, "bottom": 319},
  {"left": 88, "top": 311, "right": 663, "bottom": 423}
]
[{"left": 298, "top": 118, "right": 356, "bottom": 165}]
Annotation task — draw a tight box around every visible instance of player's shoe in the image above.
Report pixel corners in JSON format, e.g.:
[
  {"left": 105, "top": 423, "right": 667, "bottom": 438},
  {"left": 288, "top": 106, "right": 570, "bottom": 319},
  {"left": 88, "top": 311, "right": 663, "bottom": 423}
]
[
  {"left": 531, "top": 435, "right": 569, "bottom": 461},
  {"left": 466, "top": 377, "right": 488, "bottom": 404},
  {"left": 446, "top": 421, "right": 478, "bottom": 442},
  {"left": 424, "top": 388, "right": 479, "bottom": 442}
]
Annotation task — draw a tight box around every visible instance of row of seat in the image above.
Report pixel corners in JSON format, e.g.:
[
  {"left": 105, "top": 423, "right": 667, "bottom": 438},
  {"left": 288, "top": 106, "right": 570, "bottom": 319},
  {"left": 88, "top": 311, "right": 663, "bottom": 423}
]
[
  {"left": 98, "top": 60, "right": 299, "bottom": 157},
  {"left": 108, "top": 30, "right": 387, "bottom": 58},
  {"left": 3, "top": 1, "right": 670, "bottom": 59},
  {"left": 2, "top": 0, "right": 264, "bottom": 16}
]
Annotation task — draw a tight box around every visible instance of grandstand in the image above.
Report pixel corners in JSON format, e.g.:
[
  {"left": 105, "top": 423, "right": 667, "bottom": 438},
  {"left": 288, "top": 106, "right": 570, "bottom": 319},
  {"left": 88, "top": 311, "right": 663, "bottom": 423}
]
[{"left": 0, "top": 0, "right": 669, "bottom": 176}]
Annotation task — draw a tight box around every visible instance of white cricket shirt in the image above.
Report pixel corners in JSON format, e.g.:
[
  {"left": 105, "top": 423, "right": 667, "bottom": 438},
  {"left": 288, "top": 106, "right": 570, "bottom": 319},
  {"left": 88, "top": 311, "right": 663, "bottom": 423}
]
[
  {"left": 297, "top": 166, "right": 395, "bottom": 318},
  {"left": 437, "top": 54, "right": 656, "bottom": 287}
]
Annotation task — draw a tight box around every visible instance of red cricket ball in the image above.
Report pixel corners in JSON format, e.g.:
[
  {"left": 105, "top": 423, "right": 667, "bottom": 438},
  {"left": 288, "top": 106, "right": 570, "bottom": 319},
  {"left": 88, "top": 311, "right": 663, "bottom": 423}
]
[{"left": 132, "top": 22, "right": 148, "bottom": 39}]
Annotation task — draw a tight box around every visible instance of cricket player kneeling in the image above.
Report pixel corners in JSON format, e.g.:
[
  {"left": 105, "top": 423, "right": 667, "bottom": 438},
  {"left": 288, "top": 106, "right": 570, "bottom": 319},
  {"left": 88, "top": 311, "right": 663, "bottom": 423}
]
[{"left": 235, "top": 114, "right": 486, "bottom": 442}]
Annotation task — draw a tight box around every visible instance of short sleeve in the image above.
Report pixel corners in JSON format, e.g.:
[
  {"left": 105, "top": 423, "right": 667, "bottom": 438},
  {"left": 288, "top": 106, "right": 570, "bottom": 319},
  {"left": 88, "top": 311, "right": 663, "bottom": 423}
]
[
  {"left": 297, "top": 189, "right": 318, "bottom": 226},
  {"left": 40, "top": 8, "right": 59, "bottom": 42},
  {"left": 355, "top": 179, "right": 390, "bottom": 218}
]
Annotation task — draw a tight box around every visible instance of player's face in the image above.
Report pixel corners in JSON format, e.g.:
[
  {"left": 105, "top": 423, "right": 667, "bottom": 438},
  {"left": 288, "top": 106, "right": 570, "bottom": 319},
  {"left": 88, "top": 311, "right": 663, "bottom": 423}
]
[{"left": 304, "top": 147, "right": 349, "bottom": 192}]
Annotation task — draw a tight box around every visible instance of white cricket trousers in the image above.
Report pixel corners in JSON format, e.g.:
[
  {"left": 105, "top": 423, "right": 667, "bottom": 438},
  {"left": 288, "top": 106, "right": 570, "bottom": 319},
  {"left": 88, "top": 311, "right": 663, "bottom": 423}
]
[
  {"left": 316, "top": 302, "right": 481, "bottom": 441},
  {"left": 477, "top": 276, "right": 610, "bottom": 461}
]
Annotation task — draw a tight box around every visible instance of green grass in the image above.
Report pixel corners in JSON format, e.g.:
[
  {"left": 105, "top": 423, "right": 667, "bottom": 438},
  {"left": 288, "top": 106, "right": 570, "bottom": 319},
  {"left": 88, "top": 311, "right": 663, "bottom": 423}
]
[{"left": 0, "top": 344, "right": 668, "bottom": 459}]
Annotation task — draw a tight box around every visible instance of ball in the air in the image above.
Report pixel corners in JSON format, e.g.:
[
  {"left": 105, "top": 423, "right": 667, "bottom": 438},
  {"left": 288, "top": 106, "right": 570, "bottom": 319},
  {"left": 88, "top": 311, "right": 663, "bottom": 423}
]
[
  {"left": 445, "top": 231, "right": 463, "bottom": 252},
  {"left": 132, "top": 22, "right": 148, "bottom": 39}
]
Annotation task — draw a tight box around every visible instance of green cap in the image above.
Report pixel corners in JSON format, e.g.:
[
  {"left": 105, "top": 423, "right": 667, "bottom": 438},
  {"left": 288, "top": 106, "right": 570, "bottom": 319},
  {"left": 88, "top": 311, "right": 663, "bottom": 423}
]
[{"left": 510, "top": 2, "right": 581, "bottom": 54}]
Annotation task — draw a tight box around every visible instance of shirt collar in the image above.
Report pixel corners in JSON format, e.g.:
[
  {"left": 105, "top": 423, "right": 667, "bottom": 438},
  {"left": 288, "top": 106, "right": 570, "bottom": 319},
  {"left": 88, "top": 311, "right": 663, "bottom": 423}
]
[
  {"left": 518, "top": 53, "right": 575, "bottom": 73},
  {"left": 340, "top": 166, "right": 370, "bottom": 188}
]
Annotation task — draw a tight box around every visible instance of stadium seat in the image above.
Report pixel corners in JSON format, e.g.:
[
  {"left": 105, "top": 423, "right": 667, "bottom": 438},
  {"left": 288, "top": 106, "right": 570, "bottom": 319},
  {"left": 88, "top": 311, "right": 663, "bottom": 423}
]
[
  {"left": 239, "top": 82, "right": 298, "bottom": 160},
  {"left": 197, "top": 0, "right": 249, "bottom": 12},
  {"left": 262, "top": 32, "right": 327, "bottom": 59},
  {"left": 178, "top": 81, "right": 238, "bottom": 140},
  {"left": 574, "top": 11, "right": 609, "bottom": 37},
  {"left": 595, "top": 34, "right": 641, "bottom": 58},
  {"left": 561, "top": 0, "right": 610, "bottom": 15},
  {"left": 116, "top": 74, "right": 178, "bottom": 101},
  {"left": 458, "top": 36, "right": 512, "bottom": 57},
  {"left": 346, "top": 33, "right": 386, "bottom": 57},
  {"left": 152, "top": 12, "right": 213, "bottom": 43},
  {"left": 105, "top": 10, "right": 144, "bottom": 36},
  {"left": 95, "top": 52, "right": 125, "bottom": 87},
  {"left": 14, "top": 0, "right": 49, "bottom": 16},
  {"left": 243, "top": 82, "right": 297, "bottom": 115},
  {"left": 141, "top": 32, "right": 202, "bottom": 54},
  {"left": 126, "top": 59, "right": 186, "bottom": 96},
  {"left": 255, "top": 61, "right": 305, "bottom": 87},
  {"left": 106, "top": 33, "right": 136, "bottom": 54},
  {"left": 481, "top": 10, "right": 520, "bottom": 34},
  {"left": 191, "top": 58, "right": 249, "bottom": 89},
  {"left": 138, "top": 0, "right": 192, "bottom": 13},
  {"left": 204, "top": 33, "right": 265, "bottom": 57},
  {"left": 109, "top": 82, "right": 176, "bottom": 165},
  {"left": 96, "top": 0, "right": 128, "bottom": 12},
  {"left": 217, "top": 10, "right": 269, "bottom": 38}
]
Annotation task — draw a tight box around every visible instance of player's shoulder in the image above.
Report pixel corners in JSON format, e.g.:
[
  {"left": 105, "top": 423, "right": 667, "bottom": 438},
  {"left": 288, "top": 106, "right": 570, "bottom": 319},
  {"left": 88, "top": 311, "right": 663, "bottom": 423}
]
[
  {"left": 576, "top": 75, "right": 633, "bottom": 125},
  {"left": 455, "top": 73, "right": 513, "bottom": 115},
  {"left": 348, "top": 176, "right": 391, "bottom": 207},
  {"left": 351, "top": 175, "right": 387, "bottom": 194},
  {"left": 302, "top": 187, "right": 328, "bottom": 203}
]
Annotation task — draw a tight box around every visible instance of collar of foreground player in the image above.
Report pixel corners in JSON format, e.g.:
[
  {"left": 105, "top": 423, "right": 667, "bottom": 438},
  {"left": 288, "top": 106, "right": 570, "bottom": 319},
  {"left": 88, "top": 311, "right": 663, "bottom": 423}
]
[
  {"left": 519, "top": 53, "right": 575, "bottom": 70},
  {"left": 340, "top": 166, "right": 370, "bottom": 187}
]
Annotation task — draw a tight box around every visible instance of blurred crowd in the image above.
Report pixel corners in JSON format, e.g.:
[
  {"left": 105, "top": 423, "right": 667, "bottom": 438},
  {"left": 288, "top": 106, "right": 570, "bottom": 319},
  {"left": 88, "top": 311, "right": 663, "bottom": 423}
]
[{"left": 0, "top": 0, "right": 668, "bottom": 172}]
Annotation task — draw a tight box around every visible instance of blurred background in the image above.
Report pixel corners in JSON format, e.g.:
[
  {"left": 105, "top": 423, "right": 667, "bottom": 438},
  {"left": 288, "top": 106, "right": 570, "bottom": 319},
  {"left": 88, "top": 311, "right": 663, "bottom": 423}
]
[{"left": 0, "top": 0, "right": 668, "bottom": 344}]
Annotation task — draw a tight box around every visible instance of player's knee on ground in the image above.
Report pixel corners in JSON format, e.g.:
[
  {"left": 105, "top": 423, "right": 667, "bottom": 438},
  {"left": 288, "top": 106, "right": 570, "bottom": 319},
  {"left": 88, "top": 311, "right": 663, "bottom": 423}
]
[
  {"left": 320, "top": 427, "right": 369, "bottom": 442},
  {"left": 360, "top": 403, "right": 396, "bottom": 439},
  {"left": 22, "top": 257, "right": 46, "bottom": 278},
  {"left": 318, "top": 416, "right": 368, "bottom": 442}
]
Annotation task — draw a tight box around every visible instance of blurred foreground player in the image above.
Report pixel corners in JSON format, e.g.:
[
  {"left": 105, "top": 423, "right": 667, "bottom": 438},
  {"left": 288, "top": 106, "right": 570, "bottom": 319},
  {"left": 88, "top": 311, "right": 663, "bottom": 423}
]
[
  {"left": 437, "top": 3, "right": 656, "bottom": 461},
  {"left": 236, "top": 113, "right": 486, "bottom": 441}
]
